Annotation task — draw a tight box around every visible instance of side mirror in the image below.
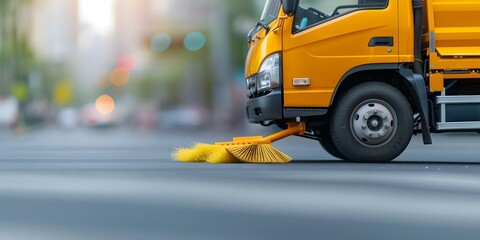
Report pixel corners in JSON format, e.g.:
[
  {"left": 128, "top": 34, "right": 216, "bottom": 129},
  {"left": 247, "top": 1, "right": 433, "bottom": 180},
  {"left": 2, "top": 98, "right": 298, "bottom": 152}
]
[{"left": 282, "top": 0, "right": 299, "bottom": 16}]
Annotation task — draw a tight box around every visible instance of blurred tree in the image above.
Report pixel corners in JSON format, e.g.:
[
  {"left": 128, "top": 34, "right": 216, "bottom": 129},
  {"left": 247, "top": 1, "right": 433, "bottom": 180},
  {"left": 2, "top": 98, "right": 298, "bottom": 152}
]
[
  {"left": 0, "top": 0, "right": 36, "bottom": 98},
  {"left": 224, "top": 0, "right": 258, "bottom": 68}
]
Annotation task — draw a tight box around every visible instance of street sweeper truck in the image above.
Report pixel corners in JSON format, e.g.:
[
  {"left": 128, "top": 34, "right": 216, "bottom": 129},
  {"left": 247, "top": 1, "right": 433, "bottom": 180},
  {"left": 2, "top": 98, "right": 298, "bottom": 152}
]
[{"left": 174, "top": 0, "right": 480, "bottom": 163}]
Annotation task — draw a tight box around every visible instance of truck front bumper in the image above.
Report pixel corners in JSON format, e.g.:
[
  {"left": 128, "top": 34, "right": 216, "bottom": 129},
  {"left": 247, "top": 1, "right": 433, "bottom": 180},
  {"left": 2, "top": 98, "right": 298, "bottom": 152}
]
[{"left": 246, "top": 89, "right": 282, "bottom": 123}]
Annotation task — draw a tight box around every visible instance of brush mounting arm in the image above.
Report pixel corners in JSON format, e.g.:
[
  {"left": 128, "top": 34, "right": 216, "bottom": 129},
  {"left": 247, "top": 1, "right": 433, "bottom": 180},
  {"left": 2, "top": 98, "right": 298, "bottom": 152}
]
[{"left": 264, "top": 122, "right": 306, "bottom": 143}]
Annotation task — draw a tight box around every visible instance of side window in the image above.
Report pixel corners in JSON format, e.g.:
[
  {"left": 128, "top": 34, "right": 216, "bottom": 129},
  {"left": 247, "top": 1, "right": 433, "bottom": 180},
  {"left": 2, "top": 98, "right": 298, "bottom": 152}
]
[{"left": 293, "top": 0, "right": 388, "bottom": 33}]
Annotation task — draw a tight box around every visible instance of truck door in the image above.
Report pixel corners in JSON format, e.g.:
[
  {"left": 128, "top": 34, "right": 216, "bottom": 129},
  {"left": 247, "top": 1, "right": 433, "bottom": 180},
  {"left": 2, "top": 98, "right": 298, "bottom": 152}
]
[{"left": 282, "top": 0, "right": 399, "bottom": 108}]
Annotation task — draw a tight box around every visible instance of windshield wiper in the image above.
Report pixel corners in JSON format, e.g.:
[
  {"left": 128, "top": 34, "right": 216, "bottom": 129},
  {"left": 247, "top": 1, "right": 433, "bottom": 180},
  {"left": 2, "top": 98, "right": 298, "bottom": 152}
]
[
  {"left": 247, "top": 21, "right": 271, "bottom": 43},
  {"left": 256, "top": 21, "right": 270, "bottom": 34}
]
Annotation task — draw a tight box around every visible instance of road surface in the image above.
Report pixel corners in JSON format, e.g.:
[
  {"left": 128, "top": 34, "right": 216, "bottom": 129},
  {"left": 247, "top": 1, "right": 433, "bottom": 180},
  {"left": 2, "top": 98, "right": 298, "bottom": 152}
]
[{"left": 0, "top": 127, "right": 479, "bottom": 240}]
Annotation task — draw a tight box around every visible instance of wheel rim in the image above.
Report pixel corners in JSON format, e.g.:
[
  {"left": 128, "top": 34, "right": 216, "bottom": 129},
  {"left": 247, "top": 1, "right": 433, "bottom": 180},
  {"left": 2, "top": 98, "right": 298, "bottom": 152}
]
[{"left": 350, "top": 99, "right": 398, "bottom": 148}]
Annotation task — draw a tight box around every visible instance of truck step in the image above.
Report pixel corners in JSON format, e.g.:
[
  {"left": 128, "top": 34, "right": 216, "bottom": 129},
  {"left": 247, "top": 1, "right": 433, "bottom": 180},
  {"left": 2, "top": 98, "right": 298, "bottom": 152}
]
[
  {"left": 437, "top": 95, "right": 480, "bottom": 104},
  {"left": 436, "top": 95, "right": 480, "bottom": 131},
  {"left": 437, "top": 122, "right": 480, "bottom": 131}
]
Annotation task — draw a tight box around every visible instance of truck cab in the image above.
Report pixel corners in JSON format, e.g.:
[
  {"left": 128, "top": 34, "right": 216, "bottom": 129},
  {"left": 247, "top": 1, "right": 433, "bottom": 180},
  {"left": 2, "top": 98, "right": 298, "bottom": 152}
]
[{"left": 245, "top": 0, "right": 480, "bottom": 162}]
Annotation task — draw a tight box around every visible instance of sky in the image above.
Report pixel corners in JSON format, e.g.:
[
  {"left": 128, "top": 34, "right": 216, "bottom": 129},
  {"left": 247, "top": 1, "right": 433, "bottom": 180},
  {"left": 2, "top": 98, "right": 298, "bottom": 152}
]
[{"left": 78, "top": 0, "right": 115, "bottom": 35}]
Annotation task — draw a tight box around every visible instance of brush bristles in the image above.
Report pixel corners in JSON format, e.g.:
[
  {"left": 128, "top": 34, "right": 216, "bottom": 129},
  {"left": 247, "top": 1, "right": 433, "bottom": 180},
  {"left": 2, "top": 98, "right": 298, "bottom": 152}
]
[
  {"left": 226, "top": 144, "right": 292, "bottom": 164},
  {"left": 173, "top": 143, "right": 240, "bottom": 163},
  {"left": 205, "top": 147, "right": 240, "bottom": 164},
  {"left": 174, "top": 143, "right": 291, "bottom": 164},
  {"left": 173, "top": 143, "right": 217, "bottom": 162}
]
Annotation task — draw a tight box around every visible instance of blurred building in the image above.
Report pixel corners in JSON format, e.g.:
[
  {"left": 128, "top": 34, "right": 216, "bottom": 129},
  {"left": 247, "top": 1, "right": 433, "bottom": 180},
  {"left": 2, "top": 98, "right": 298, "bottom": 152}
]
[
  {"left": 112, "top": 0, "right": 233, "bottom": 124},
  {"left": 114, "top": 0, "right": 152, "bottom": 55},
  {"left": 31, "top": 0, "right": 79, "bottom": 63},
  {"left": 24, "top": 0, "right": 256, "bottom": 128}
]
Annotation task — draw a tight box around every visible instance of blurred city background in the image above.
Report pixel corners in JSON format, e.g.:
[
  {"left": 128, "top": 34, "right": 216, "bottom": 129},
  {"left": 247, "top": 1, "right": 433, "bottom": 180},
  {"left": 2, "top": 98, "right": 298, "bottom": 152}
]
[
  {"left": 0, "top": 0, "right": 265, "bottom": 132},
  {"left": 1, "top": 1, "right": 479, "bottom": 240}
]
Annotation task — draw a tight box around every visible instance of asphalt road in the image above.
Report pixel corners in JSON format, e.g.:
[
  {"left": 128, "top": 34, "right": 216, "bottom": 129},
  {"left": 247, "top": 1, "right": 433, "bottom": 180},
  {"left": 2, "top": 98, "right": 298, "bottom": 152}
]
[{"left": 0, "top": 127, "right": 479, "bottom": 240}]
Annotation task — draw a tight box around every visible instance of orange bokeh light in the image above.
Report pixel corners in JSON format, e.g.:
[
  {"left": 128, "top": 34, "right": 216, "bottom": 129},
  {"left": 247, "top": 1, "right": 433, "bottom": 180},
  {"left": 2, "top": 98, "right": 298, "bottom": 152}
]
[
  {"left": 110, "top": 67, "right": 130, "bottom": 87},
  {"left": 95, "top": 94, "right": 115, "bottom": 115}
]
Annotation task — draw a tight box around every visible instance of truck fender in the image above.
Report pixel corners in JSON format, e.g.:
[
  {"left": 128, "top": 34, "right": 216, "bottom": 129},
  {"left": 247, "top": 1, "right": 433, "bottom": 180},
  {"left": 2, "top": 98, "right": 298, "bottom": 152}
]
[
  {"left": 331, "top": 64, "right": 432, "bottom": 145},
  {"left": 397, "top": 68, "right": 432, "bottom": 145}
]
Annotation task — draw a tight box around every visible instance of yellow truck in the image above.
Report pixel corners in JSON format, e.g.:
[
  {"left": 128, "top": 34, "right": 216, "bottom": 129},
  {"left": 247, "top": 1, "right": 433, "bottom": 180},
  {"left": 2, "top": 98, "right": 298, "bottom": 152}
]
[{"left": 245, "top": 0, "right": 480, "bottom": 162}]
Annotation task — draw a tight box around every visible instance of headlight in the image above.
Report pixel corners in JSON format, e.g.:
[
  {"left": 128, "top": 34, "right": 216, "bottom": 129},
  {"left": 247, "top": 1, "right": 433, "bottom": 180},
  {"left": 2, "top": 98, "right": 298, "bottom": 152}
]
[{"left": 257, "top": 53, "right": 281, "bottom": 92}]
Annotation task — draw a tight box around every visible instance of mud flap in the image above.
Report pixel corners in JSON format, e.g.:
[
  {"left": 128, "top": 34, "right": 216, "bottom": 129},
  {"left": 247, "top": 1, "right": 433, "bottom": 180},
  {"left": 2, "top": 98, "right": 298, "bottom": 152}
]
[{"left": 398, "top": 69, "right": 433, "bottom": 145}]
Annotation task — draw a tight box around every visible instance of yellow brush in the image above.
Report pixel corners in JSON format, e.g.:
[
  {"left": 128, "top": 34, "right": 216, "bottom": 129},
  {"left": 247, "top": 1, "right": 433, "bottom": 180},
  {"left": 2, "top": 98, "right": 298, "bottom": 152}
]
[
  {"left": 174, "top": 143, "right": 240, "bottom": 163},
  {"left": 173, "top": 123, "right": 305, "bottom": 164},
  {"left": 173, "top": 143, "right": 218, "bottom": 163}
]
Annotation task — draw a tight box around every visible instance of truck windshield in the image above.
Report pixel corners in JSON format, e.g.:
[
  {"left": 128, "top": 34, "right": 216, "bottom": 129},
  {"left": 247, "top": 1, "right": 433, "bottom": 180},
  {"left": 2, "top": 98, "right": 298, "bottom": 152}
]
[
  {"left": 260, "top": 0, "right": 281, "bottom": 25},
  {"left": 294, "top": 0, "right": 387, "bottom": 32}
]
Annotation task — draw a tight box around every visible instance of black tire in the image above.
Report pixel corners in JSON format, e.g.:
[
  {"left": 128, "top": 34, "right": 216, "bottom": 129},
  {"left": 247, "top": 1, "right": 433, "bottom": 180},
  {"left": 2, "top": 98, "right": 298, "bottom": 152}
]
[
  {"left": 315, "top": 126, "right": 345, "bottom": 159},
  {"left": 330, "top": 82, "right": 413, "bottom": 162}
]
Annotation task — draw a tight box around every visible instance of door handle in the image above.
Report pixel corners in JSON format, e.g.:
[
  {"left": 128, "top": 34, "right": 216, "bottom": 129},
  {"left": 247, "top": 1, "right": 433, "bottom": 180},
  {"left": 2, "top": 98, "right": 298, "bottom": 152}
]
[{"left": 368, "top": 37, "right": 394, "bottom": 47}]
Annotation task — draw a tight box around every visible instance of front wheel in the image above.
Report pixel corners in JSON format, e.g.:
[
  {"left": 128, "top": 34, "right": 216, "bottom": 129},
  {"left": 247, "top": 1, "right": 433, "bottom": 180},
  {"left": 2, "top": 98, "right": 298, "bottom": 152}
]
[
  {"left": 315, "top": 126, "right": 345, "bottom": 159},
  {"left": 330, "top": 82, "right": 413, "bottom": 162}
]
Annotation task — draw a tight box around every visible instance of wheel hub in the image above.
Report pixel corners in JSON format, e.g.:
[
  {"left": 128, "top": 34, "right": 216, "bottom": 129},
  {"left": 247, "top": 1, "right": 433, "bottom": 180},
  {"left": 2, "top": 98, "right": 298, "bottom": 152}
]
[{"left": 351, "top": 100, "right": 397, "bottom": 147}]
